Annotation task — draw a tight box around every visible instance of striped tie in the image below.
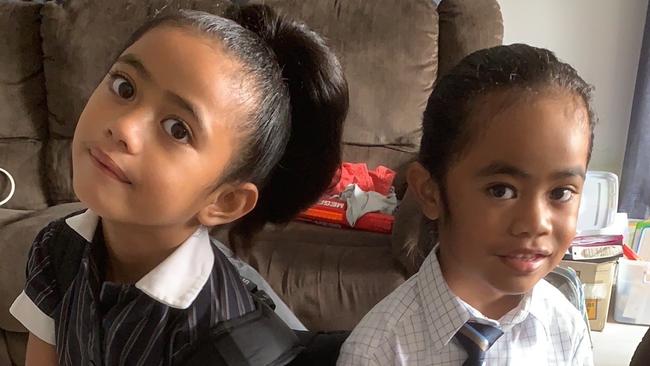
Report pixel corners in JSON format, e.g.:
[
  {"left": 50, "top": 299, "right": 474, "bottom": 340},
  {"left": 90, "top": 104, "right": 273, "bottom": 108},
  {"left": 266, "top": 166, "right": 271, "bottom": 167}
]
[{"left": 454, "top": 321, "right": 504, "bottom": 366}]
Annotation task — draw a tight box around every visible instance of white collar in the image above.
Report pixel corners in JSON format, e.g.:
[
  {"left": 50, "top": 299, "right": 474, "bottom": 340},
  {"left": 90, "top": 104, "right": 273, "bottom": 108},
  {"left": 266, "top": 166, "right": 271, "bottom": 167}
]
[
  {"left": 417, "top": 246, "right": 471, "bottom": 353},
  {"left": 417, "top": 245, "right": 536, "bottom": 351},
  {"left": 65, "top": 209, "right": 215, "bottom": 309}
]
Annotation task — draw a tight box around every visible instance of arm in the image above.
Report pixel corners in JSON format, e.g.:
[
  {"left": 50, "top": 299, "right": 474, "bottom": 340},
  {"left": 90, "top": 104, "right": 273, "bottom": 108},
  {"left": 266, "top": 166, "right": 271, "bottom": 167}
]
[
  {"left": 631, "top": 328, "right": 650, "bottom": 366},
  {"left": 571, "top": 326, "right": 594, "bottom": 366},
  {"left": 25, "top": 333, "right": 58, "bottom": 366},
  {"left": 336, "top": 337, "right": 382, "bottom": 366}
]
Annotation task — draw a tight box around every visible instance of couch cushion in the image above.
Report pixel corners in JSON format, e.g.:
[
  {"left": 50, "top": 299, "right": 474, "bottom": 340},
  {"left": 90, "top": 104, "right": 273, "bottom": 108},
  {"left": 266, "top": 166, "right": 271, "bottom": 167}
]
[
  {"left": 0, "top": 202, "right": 85, "bottom": 333},
  {"left": 4, "top": 331, "right": 27, "bottom": 366},
  {"left": 0, "top": 1, "right": 48, "bottom": 211},
  {"left": 0, "top": 141, "right": 48, "bottom": 211},
  {"left": 437, "top": 0, "right": 504, "bottom": 76},
  {"left": 46, "top": 138, "right": 76, "bottom": 205},
  {"left": 235, "top": 221, "right": 408, "bottom": 331},
  {"left": 0, "top": 330, "right": 11, "bottom": 366},
  {"left": 0, "top": 76, "right": 47, "bottom": 140},
  {"left": 0, "top": 1, "right": 46, "bottom": 140},
  {"left": 0, "top": 209, "right": 33, "bottom": 228},
  {"left": 265, "top": 0, "right": 438, "bottom": 149}
]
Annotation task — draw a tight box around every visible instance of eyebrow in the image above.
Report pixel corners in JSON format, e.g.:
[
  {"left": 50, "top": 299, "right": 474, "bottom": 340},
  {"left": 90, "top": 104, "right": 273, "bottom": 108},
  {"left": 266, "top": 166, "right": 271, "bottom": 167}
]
[
  {"left": 476, "top": 161, "right": 586, "bottom": 180},
  {"left": 115, "top": 54, "right": 206, "bottom": 133}
]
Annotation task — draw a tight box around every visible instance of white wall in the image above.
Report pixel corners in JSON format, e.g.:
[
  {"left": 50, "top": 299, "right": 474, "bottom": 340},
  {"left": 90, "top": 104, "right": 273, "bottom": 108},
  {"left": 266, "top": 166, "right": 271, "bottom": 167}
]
[{"left": 498, "top": 0, "right": 648, "bottom": 177}]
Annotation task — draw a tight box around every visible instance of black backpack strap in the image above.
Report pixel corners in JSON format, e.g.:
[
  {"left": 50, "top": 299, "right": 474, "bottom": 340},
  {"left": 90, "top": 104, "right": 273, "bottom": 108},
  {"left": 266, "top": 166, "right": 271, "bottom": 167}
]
[
  {"left": 240, "top": 276, "right": 276, "bottom": 310},
  {"left": 183, "top": 296, "right": 303, "bottom": 366},
  {"left": 47, "top": 211, "right": 89, "bottom": 298}
]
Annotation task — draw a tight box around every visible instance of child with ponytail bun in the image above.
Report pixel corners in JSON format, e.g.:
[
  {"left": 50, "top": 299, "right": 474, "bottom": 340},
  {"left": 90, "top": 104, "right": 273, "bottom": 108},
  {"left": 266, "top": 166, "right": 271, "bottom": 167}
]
[{"left": 10, "top": 4, "right": 348, "bottom": 365}]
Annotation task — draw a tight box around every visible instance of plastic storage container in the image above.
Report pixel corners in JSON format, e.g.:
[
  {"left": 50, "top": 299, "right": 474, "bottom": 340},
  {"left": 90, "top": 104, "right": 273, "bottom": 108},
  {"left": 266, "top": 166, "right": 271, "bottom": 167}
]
[
  {"left": 577, "top": 171, "right": 619, "bottom": 235},
  {"left": 614, "top": 259, "right": 650, "bottom": 325}
]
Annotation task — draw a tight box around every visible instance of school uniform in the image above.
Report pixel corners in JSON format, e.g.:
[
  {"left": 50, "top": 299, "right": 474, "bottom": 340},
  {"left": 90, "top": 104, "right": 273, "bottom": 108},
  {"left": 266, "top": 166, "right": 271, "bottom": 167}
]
[
  {"left": 337, "top": 246, "right": 594, "bottom": 366},
  {"left": 10, "top": 209, "right": 256, "bottom": 366}
]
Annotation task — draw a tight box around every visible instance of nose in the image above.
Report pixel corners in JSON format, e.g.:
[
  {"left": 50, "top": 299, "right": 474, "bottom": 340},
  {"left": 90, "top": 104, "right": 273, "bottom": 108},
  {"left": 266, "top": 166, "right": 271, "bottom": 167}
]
[
  {"left": 105, "top": 108, "right": 151, "bottom": 154},
  {"left": 509, "top": 195, "right": 552, "bottom": 238}
]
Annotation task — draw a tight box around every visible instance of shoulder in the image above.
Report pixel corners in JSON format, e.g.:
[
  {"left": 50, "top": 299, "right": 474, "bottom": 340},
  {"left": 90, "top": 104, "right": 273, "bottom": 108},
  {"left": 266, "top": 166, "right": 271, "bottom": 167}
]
[
  {"left": 26, "top": 212, "right": 85, "bottom": 274},
  {"left": 9, "top": 213, "right": 86, "bottom": 346},
  {"left": 31, "top": 210, "right": 89, "bottom": 254},
  {"left": 206, "top": 244, "right": 256, "bottom": 320},
  {"left": 531, "top": 279, "right": 589, "bottom": 337},
  {"left": 339, "top": 275, "right": 421, "bottom": 364}
]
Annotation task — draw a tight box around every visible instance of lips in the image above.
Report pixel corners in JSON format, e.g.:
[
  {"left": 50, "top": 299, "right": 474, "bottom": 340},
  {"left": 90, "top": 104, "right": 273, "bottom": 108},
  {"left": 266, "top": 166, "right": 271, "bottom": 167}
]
[
  {"left": 89, "top": 147, "right": 131, "bottom": 184},
  {"left": 498, "top": 249, "right": 551, "bottom": 274}
]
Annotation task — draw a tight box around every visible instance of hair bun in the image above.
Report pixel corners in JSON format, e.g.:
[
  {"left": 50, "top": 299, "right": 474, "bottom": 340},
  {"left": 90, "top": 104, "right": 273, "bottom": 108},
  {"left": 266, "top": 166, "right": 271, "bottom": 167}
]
[{"left": 226, "top": 4, "right": 348, "bottom": 249}]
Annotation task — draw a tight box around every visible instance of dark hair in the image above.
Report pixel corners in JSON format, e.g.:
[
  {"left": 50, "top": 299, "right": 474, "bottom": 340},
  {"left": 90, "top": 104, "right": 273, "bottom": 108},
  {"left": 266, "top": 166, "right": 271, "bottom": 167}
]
[
  {"left": 124, "top": 5, "right": 348, "bottom": 250},
  {"left": 419, "top": 43, "right": 595, "bottom": 213}
]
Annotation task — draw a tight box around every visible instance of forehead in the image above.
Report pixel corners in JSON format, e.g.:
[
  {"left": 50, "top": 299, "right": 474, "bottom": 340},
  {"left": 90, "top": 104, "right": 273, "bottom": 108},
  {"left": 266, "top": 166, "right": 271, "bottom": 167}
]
[
  {"left": 457, "top": 90, "right": 591, "bottom": 175},
  {"left": 121, "top": 26, "right": 247, "bottom": 124}
]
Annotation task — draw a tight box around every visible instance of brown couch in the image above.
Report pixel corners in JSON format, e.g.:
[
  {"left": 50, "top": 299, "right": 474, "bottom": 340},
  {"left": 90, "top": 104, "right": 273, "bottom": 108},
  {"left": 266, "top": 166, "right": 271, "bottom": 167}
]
[{"left": 0, "top": 0, "right": 503, "bottom": 364}]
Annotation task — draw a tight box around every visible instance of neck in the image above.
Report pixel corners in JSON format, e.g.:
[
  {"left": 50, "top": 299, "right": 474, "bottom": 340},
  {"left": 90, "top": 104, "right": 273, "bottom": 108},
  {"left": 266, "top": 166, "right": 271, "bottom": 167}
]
[
  {"left": 437, "top": 247, "right": 523, "bottom": 320},
  {"left": 101, "top": 218, "right": 200, "bottom": 284}
]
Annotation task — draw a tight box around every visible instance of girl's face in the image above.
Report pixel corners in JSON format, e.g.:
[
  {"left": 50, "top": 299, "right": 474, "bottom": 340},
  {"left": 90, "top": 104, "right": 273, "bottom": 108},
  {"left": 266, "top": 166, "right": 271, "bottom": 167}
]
[
  {"left": 421, "top": 90, "right": 591, "bottom": 300},
  {"left": 72, "top": 26, "right": 250, "bottom": 227}
]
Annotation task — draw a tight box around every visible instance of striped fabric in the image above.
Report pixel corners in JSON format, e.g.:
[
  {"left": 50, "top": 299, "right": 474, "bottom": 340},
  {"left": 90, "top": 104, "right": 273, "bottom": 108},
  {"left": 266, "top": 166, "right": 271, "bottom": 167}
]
[
  {"left": 454, "top": 322, "right": 503, "bottom": 366},
  {"left": 10, "top": 210, "right": 256, "bottom": 366}
]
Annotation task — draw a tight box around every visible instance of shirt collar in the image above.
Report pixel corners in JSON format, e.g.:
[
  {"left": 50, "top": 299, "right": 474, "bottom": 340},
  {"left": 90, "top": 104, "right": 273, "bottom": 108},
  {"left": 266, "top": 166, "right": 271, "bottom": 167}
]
[
  {"left": 417, "top": 245, "right": 537, "bottom": 351},
  {"left": 417, "top": 246, "right": 471, "bottom": 353},
  {"left": 525, "top": 279, "right": 554, "bottom": 331},
  {"left": 65, "top": 209, "right": 215, "bottom": 309}
]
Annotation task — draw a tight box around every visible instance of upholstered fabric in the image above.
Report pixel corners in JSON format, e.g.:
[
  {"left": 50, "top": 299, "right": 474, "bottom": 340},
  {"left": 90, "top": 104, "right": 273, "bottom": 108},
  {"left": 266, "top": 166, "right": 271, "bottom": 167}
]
[
  {"left": 437, "top": 0, "right": 504, "bottom": 76},
  {"left": 0, "top": 141, "right": 47, "bottom": 210},
  {"left": 1, "top": 330, "right": 27, "bottom": 366},
  {"left": 237, "top": 221, "right": 407, "bottom": 331},
  {"left": 0, "top": 1, "right": 48, "bottom": 211}
]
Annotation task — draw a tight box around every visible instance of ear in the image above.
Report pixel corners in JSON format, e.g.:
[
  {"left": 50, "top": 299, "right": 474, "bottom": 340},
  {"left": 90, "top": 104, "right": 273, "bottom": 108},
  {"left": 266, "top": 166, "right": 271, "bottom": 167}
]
[
  {"left": 197, "top": 182, "right": 259, "bottom": 227},
  {"left": 406, "top": 162, "right": 441, "bottom": 221}
]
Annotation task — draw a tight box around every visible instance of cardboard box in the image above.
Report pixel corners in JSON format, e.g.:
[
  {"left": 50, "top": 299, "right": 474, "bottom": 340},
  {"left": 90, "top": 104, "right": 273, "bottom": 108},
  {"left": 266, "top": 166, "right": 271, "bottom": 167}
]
[{"left": 558, "top": 260, "right": 617, "bottom": 331}]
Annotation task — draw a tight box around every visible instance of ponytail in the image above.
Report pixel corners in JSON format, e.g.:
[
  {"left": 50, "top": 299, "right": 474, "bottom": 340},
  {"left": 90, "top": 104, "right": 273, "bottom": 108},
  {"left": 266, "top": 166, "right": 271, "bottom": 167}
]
[{"left": 225, "top": 4, "right": 349, "bottom": 250}]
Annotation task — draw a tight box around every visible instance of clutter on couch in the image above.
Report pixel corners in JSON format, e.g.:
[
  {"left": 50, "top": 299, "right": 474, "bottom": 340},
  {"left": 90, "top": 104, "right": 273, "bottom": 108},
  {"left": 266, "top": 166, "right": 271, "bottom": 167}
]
[{"left": 297, "top": 163, "right": 398, "bottom": 234}]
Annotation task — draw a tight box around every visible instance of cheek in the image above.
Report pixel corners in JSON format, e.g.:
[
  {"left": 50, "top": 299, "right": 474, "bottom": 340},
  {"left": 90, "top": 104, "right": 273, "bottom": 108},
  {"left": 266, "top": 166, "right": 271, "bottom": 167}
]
[
  {"left": 553, "top": 207, "right": 579, "bottom": 249},
  {"left": 75, "top": 88, "right": 110, "bottom": 136},
  {"left": 139, "top": 156, "right": 213, "bottom": 198}
]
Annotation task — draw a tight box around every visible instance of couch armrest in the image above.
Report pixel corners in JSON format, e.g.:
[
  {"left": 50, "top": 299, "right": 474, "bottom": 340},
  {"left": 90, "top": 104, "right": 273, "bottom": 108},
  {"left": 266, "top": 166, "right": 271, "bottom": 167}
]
[{"left": 437, "top": 0, "right": 504, "bottom": 76}]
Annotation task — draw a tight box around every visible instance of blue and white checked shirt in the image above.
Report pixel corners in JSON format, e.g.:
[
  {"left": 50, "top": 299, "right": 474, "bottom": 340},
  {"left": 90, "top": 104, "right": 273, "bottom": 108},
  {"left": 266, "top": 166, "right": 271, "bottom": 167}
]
[{"left": 338, "top": 246, "right": 594, "bottom": 366}]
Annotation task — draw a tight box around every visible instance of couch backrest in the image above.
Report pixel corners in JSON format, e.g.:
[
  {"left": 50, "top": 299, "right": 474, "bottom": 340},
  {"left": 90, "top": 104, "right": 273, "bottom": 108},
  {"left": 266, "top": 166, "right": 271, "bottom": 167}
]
[
  {"left": 0, "top": 0, "right": 502, "bottom": 209},
  {"left": 37, "top": 0, "right": 443, "bottom": 205},
  {"left": 0, "top": 1, "right": 48, "bottom": 211}
]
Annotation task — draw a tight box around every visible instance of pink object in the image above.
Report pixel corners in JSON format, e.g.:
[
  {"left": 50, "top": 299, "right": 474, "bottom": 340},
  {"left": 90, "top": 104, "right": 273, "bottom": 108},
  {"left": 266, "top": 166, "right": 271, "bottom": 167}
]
[{"left": 329, "top": 163, "right": 396, "bottom": 196}]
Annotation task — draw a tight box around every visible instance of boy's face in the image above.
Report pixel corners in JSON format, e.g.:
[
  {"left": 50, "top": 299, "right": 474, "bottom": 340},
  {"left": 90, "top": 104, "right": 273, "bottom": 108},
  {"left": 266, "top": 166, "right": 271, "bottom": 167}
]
[
  {"left": 72, "top": 26, "right": 251, "bottom": 228},
  {"left": 413, "top": 90, "right": 590, "bottom": 304}
]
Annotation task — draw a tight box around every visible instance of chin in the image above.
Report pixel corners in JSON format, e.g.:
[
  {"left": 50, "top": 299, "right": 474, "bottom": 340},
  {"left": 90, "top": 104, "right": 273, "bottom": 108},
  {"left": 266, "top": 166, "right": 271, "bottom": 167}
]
[{"left": 492, "top": 276, "right": 542, "bottom": 295}]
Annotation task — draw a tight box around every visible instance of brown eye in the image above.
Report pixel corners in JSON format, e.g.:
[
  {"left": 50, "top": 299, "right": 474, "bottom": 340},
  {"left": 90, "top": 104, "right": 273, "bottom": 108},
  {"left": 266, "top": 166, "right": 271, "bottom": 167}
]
[
  {"left": 550, "top": 188, "right": 574, "bottom": 202},
  {"left": 487, "top": 184, "right": 516, "bottom": 200},
  {"left": 111, "top": 76, "right": 135, "bottom": 99},
  {"left": 162, "top": 118, "right": 191, "bottom": 144}
]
